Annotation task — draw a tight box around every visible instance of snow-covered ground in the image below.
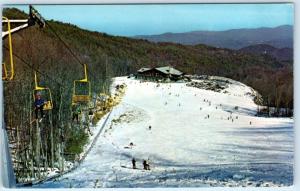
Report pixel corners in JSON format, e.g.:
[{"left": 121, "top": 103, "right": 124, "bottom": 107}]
[{"left": 34, "top": 76, "right": 293, "bottom": 188}]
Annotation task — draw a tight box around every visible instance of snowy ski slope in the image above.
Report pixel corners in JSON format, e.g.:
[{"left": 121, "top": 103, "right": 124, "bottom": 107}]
[{"left": 35, "top": 76, "right": 293, "bottom": 188}]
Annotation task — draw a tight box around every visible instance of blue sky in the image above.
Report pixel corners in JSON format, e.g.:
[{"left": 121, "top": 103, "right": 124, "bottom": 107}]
[{"left": 5, "top": 4, "right": 294, "bottom": 36}]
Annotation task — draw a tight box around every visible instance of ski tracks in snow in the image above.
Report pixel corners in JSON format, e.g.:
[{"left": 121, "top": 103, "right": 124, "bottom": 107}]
[{"left": 35, "top": 77, "right": 293, "bottom": 188}]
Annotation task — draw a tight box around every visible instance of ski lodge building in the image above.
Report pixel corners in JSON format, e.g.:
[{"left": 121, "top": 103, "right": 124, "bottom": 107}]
[{"left": 135, "top": 66, "right": 186, "bottom": 81}]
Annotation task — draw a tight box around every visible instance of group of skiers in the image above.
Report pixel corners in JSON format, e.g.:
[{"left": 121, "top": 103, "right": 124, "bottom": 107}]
[
  {"left": 132, "top": 158, "right": 150, "bottom": 170},
  {"left": 130, "top": 126, "right": 152, "bottom": 170}
]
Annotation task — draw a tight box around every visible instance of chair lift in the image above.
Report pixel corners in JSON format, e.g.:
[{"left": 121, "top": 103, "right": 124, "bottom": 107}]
[
  {"left": 2, "top": 5, "right": 45, "bottom": 81},
  {"left": 2, "top": 17, "right": 14, "bottom": 80},
  {"left": 33, "top": 72, "right": 53, "bottom": 110},
  {"left": 72, "top": 64, "right": 91, "bottom": 103}
]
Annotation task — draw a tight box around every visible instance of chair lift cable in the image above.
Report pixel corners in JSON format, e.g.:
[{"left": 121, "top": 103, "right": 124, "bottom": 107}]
[
  {"left": 44, "top": 21, "right": 97, "bottom": 81},
  {"left": 3, "top": 45, "right": 67, "bottom": 89}
]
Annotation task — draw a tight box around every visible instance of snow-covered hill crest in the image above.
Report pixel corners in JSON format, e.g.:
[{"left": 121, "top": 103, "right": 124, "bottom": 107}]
[{"left": 36, "top": 76, "right": 293, "bottom": 188}]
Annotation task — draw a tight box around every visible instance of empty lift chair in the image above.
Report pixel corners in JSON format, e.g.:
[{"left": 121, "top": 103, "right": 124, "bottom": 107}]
[
  {"left": 72, "top": 64, "right": 91, "bottom": 104},
  {"left": 2, "top": 17, "right": 14, "bottom": 81}
]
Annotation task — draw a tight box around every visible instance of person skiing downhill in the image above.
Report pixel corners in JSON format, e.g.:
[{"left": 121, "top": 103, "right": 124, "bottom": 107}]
[
  {"left": 132, "top": 158, "right": 136, "bottom": 169},
  {"left": 143, "top": 160, "right": 147, "bottom": 170},
  {"left": 34, "top": 92, "right": 45, "bottom": 119},
  {"left": 146, "top": 159, "right": 150, "bottom": 170},
  {"left": 143, "top": 159, "right": 150, "bottom": 170}
]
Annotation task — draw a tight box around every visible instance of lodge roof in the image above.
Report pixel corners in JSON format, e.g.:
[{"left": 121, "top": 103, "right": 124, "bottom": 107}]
[
  {"left": 155, "top": 66, "right": 183, "bottom": 76},
  {"left": 137, "top": 66, "right": 183, "bottom": 76},
  {"left": 137, "top": 67, "right": 151, "bottom": 73}
]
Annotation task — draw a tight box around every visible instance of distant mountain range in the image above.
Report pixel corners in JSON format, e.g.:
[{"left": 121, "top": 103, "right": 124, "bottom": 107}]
[{"left": 134, "top": 25, "right": 293, "bottom": 50}]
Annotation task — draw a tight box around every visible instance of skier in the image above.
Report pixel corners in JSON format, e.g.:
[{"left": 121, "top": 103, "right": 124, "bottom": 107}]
[
  {"left": 146, "top": 159, "right": 151, "bottom": 170},
  {"left": 34, "top": 92, "right": 45, "bottom": 119},
  {"left": 149, "top": 125, "right": 152, "bottom": 130},
  {"left": 143, "top": 160, "right": 147, "bottom": 170},
  {"left": 143, "top": 159, "right": 150, "bottom": 170},
  {"left": 129, "top": 142, "right": 134, "bottom": 148},
  {"left": 132, "top": 158, "right": 136, "bottom": 169}
]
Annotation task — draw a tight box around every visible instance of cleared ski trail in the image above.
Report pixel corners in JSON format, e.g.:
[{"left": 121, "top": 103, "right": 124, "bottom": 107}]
[{"left": 35, "top": 77, "right": 293, "bottom": 188}]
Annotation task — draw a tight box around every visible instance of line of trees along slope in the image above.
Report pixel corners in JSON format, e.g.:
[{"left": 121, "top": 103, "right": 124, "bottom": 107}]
[{"left": 2, "top": 8, "right": 293, "bottom": 183}]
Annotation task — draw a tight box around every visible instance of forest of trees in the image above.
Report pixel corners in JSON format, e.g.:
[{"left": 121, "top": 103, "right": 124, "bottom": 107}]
[{"left": 2, "top": 8, "right": 293, "bottom": 184}]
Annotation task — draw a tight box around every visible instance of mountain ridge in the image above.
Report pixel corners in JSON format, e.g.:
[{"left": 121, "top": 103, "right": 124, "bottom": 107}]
[{"left": 134, "top": 25, "right": 293, "bottom": 49}]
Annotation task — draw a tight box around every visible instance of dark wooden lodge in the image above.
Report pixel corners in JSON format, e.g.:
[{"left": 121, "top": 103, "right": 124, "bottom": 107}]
[{"left": 136, "top": 66, "right": 185, "bottom": 82}]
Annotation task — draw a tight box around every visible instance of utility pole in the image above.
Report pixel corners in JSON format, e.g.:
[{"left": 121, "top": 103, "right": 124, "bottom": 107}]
[
  {"left": 0, "top": 124, "right": 16, "bottom": 188},
  {"left": 0, "top": 80, "right": 16, "bottom": 187}
]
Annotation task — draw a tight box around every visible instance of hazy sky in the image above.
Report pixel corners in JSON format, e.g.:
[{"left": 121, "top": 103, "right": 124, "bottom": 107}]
[{"left": 6, "top": 4, "right": 294, "bottom": 36}]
